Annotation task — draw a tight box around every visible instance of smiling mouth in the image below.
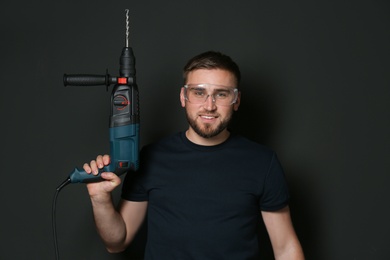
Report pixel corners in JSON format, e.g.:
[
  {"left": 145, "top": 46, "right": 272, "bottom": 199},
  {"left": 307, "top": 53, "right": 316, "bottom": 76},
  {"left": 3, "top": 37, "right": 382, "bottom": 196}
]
[{"left": 200, "top": 114, "right": 219, "bottom": 120}]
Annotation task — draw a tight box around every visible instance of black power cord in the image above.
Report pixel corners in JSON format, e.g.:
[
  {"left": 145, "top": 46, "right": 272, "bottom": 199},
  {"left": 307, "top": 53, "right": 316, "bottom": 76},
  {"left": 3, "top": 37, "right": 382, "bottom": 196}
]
[{"left": 52, "top": 178, "right": 71, "bottom": 260}]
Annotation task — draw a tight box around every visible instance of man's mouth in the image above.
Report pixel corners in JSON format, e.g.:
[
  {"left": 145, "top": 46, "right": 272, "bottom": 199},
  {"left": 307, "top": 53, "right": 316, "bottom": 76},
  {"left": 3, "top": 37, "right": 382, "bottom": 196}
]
[
  {"left": 199, "top": 113, "right": 218, "bottom": 119},
  {"left": 199, "top": 114, "right": 219, "bottom": 122},
  {"left": 201, "top": 115, "right": 216, "bottom": 119}
]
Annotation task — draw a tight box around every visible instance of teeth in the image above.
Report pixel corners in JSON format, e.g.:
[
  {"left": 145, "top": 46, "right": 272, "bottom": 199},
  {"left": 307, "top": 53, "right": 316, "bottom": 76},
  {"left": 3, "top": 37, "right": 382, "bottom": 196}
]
[{"left": 202, "top": 116, "right": 215, "bottom": 119}]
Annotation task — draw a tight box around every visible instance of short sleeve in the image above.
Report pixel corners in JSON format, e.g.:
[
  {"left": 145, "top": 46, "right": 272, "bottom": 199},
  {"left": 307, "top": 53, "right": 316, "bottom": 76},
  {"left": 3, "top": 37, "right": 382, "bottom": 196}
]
[{"left": 259, "top": 153, "right": 290, "bottom": 211}]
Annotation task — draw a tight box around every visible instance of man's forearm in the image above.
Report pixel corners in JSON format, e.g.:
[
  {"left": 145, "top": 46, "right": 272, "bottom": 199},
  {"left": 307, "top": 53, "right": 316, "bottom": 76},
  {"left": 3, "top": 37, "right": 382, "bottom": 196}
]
[
  {"left": 275, "top": 240, "right": 305, "bottom": 260},
  {"left": 91, "top": 195, "right": 127, "bottom": 253}
]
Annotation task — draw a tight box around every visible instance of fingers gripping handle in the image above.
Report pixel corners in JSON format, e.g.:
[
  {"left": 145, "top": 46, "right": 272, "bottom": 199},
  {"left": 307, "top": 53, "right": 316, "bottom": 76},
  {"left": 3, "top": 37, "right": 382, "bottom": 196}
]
[
  {"left": 69, "top": 167, "right": 107, "bottom": 183},
  {"left": 69, "top": 166, "right": 128, "bottom": 183}
]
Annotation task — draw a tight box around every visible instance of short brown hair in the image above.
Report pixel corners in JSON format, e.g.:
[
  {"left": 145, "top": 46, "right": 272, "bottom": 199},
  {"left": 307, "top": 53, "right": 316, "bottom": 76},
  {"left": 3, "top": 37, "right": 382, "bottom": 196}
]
[{"left": 183, "top": 51, "right": 241, "bottom": 87}]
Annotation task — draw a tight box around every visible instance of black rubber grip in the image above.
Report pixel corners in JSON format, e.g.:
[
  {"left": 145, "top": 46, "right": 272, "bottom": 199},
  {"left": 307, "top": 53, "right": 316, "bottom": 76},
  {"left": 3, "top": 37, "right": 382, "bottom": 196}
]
[{"left": 63, "top": 74, "right": 111, "bottom": 86}]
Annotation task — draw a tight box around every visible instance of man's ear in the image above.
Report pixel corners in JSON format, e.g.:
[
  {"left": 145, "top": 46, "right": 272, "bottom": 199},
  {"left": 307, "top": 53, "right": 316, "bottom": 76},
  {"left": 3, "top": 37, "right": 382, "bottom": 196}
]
[
  {"left": 180, "top": 87, "right": 186, "bottom": 107},
  {"left": 233, "top": 91, "right": 241, "bottom": 111}
]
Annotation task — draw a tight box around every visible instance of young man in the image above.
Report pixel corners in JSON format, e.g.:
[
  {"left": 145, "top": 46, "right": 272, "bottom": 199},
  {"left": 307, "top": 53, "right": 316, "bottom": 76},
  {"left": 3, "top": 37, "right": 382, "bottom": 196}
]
[{"left": 84, "top": 51, "right": 304, "bottom": 259}]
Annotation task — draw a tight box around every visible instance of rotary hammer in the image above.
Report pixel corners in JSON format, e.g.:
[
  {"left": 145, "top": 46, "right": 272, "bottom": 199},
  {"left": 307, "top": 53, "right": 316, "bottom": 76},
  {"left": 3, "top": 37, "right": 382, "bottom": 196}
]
[{"left": 63, "top": 9, "right": 139, "bottom": 183}]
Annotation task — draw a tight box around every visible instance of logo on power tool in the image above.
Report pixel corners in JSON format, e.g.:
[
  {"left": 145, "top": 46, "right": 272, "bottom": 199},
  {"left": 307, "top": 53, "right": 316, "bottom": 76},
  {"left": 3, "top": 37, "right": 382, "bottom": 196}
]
[{"left": 113, "top": 95, "right": 130, "bottom": 110}]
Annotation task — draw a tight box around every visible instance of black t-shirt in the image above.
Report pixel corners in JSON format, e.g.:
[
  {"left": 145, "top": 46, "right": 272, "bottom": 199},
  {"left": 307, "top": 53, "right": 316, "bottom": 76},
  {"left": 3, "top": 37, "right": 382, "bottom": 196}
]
[{"left": 122, "top": 131, "right": 290, "bottom": 259}]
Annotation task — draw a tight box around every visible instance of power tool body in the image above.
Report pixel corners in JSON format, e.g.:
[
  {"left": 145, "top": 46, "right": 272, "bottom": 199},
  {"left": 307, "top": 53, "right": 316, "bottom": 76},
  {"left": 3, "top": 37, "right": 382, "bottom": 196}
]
[{"left": 63, "top": 10, "right": 139, "bottom": 183}]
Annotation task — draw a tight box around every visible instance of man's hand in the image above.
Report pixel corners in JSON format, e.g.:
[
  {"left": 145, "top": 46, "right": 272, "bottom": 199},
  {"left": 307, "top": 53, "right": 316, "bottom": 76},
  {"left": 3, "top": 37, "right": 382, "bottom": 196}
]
[{"left": 83, "top": 154, "right": 122, "bottom": 201}]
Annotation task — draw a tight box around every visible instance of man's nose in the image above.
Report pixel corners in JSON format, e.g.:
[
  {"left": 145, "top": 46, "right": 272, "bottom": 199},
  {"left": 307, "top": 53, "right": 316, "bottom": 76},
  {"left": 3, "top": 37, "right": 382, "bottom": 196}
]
[{"left": 203, "top": 94, "right": 217, "bottom": 110}]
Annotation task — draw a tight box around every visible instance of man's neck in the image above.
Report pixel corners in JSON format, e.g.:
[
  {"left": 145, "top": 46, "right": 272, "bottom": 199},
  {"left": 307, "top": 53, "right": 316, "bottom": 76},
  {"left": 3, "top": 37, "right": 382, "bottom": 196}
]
[{"left": 185, "top": 128, "right": 230, "bottom": 146}]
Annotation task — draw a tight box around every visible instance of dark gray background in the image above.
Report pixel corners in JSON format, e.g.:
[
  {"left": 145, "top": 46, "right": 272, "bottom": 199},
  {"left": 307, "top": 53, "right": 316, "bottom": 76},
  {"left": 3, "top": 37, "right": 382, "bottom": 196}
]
[{"left": 1, "top": 0, "right": 389, "bottom": 259}]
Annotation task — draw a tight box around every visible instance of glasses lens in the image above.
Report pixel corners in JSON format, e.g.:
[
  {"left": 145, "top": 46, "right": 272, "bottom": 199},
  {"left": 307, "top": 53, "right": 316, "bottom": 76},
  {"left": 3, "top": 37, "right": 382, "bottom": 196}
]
[{"left": 185, "top": 84, "right": 237, "bottom": 106}]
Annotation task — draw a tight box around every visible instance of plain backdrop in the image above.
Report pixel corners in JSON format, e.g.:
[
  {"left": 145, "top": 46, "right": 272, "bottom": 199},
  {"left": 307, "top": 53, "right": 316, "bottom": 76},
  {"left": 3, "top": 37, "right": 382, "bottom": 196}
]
[{"left": 1, "top": 0, "right": 389, "bottom": 259}]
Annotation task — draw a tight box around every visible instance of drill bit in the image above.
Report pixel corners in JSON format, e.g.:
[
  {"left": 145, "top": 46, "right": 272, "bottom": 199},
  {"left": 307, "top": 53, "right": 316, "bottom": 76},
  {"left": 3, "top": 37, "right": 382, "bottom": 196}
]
[{"left": 125, "top": 9, "right": 130, "bottom": 48}]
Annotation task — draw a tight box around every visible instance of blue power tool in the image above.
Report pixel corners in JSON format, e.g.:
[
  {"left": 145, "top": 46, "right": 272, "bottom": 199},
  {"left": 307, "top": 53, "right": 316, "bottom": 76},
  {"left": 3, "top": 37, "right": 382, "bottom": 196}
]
[{"left": 63, "top": 9, "right": 139, "bottom": 183}]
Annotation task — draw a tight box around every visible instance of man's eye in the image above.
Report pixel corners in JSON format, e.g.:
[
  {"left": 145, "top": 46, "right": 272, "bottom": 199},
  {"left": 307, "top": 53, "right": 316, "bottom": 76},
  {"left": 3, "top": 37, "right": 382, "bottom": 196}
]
[
  {"left": 191, "top": 89, "right": 206, "bottom": 96},
  {"left": 215, "top": 91, "right": 229, "bottom": 98}
]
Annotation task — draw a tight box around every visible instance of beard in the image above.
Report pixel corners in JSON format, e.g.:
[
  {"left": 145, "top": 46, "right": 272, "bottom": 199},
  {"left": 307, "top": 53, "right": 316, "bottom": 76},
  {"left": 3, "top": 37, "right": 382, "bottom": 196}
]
[{"left": 185, "top": 110, "right": 233, "bottom": 138}]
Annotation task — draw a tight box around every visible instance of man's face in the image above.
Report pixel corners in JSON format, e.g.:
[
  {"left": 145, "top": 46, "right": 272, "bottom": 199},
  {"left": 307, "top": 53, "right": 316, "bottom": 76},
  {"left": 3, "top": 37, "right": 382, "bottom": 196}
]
[{"left": 180, "top": 69, "right": 240, "bottom": 139}]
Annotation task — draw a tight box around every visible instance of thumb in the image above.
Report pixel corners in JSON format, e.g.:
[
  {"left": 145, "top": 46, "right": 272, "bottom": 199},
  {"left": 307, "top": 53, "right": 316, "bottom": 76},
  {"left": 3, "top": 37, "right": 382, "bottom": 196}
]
[{"left": 101, "top": 171, "right": 122, "bottom": 187}]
